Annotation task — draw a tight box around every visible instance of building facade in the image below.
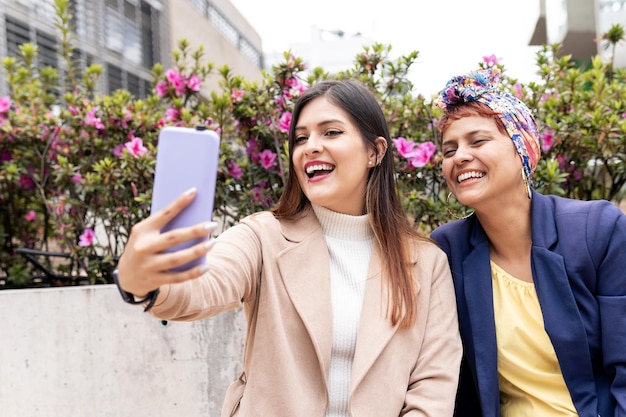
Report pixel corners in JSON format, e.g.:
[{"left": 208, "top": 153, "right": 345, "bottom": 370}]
[
  {"left": 530, "top": 0, "right": 626, "bottom": 67},
  {"left": 171, "top": 0, "right": 264, "bottom": 93},
  {"left": 0, "top": 0, "right": 264, "bottom": 99}
]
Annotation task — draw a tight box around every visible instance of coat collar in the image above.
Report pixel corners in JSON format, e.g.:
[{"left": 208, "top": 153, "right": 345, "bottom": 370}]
[{"left": 275, "top": 206, "right": 403, "bottom": 393}]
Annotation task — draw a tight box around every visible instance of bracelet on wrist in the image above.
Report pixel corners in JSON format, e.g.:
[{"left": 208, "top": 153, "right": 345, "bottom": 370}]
[{"left": 112, "top": 268, "right": 160, "bottom": 312}]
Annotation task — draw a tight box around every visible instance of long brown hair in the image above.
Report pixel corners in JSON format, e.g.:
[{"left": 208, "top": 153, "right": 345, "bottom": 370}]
[{"left": 273, "top": 79, "right": 429, "bottom": 328}]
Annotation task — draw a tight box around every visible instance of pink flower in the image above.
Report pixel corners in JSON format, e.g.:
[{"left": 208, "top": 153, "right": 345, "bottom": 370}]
[
  {"left": 251, "top": 186, "right": 264, "bottom": 204},
  {"left": 540, "top": 129, "right": 554, "bottom": 151},
  {"left": 72, "top": 171, "right": 82, "bottom": 184},
  {"left": 228, "top": 161, "right": 243, "bottom": 180},
  {"left": 68, "top": 105, "right": 79, "bottom": 115},
  {"left": 258, "top": 149, "right": 278, "bottom": 169},
  {"left": 113, "top": 143, "right": 125, "bottom": 158},
  {"left": 165, "top": 69, "right": 186, "bottom": 96},
  {"left": 392, "top": 137, "right": 415, "bottom": 158},
  {"left": 251, "top": 183, "right": 273, "bottom": 207},
  {"left": 85, "top": 108, "right": 104, "bottom": 130},
  {"left": 155, "top": 81, "right": 169, "bottom": 97},
  {"left": 482, "top": 54, "right": 500, "bottom": 66},
  {"left": 0, "top": 96, "right": 11, "bottom": 113},
  {"left": 165, "top": 107, "right": 179, "bottom": 121},
  {"left": 124, "top": 137, "right": 148, "bottom": 157},
  {"left": 231, "top": 89, "right": 245, "bottom": 103},
  {"left": 78, "top": 229, "right": 96, "bottom": 247},
  {"left": 19, "top": 174, "right": 35, "bottom": 190},
  {"left": 513, "top": 83, "right": 523, "bottom": 99},
  {"left": 24, "top": 210, "right": 36, "bottom": 222},
  {"left": 246, "top": 137, "right": 260, "bottom": 161},
  {"left": 186, "top": 75, "right": 201, "bottom": 92},
  {"left": 285, "top": 77, "right": 308, "bottom": 94},
  {"left": 55, "top": 200, "right": 66, "bottom": 216},
  {"left": 408, "top": 141, "right": 437, "bottom": 168},
  {"left": 116, "top": 205, "right": 130, "bottom": 216},
  {"left": 278, "top": 111, "right": 291, "bottom": 133},
  {"left": 621, "top": 112, "right": 626, "bottom": 119}
]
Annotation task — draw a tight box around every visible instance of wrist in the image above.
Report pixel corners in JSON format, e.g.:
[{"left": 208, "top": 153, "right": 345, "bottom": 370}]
[{"left": 112, "top": 268, "right": 160, "bottom": 312}]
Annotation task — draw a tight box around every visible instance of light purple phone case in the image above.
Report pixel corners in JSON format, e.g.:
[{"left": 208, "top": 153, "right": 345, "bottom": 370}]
[{"left": 150, "top": 126, "right": 220, "bottom": 271}]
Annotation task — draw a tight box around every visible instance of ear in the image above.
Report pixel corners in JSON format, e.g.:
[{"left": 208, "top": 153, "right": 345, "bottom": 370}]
[{"left": 370, "top": 137, "right": 388, "bottom": 166}]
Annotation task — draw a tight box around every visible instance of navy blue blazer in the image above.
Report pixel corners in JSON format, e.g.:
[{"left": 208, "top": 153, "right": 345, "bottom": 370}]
[{"left": 431, "top": 190, "right": 626, "bottom": 417}]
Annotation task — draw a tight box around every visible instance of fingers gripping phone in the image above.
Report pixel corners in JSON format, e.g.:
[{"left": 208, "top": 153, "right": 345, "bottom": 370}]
[{"left": 150, "top": 125, "right": 220, "bottom": 271}]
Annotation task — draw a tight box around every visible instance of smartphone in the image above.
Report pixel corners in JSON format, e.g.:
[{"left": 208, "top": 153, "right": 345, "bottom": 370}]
[{"left": 150, "top": 125, "right": 220, "bottom": 271}]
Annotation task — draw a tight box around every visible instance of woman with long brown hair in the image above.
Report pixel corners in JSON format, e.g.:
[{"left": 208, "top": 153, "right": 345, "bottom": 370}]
[{"left": 114, "top": 78, "right": 461, "bottom": 416}]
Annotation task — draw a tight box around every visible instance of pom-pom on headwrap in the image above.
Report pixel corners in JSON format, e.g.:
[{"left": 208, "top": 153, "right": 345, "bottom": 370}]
[{"left": 436, "top": 68, "right": 541, "bottom": 183}]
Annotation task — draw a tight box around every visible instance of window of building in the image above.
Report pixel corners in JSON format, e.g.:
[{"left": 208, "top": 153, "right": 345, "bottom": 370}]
[
  {"left": 141, "top": 0, "right": 159, "bottom": 69},
  {"left": 5, "top": 17, "right": 31, "bottom": 59},
  {"left": 107, "top": 63, "right": 124, "bottom": 92},
  {"left": 123, "top": 1, "right": 141, "bottom": 64},
  {"left": 18, "top": 0, "right": 57, "bottom": 21},
  {"left": 208, "top": 6, "right": 238, "bottom": 46},
  {"left": 71, "top": 0, "right": 98, "bottom": 44},
  {"left": 105, "top": 0, "right": 124, "bottom": 54},
  {"left": 240, "top": 38, "right": 262, "bottom": 68},
  {"left": 142, "top": 78, "right": 152, "bottom": 97},
  {"left": 6, "top": 17, "right": 58, "bottom": 72},
  {"left": 106, "top": 64, "right": 150, "bottom": 98},
  {"left": 189, "top": 0, "right": 208, "bottom": 16},
  {"left": 70, "top": 49, "right": 94, "bottom": 87},
  {"left": 205, "top": 4, "right": 263, "bottom": 68},
  {"left": 127, "top": 72, "right": 141, "bottom": 97},
  {"left": 36, "top": 30, "right": 58, "bottom": 70}
]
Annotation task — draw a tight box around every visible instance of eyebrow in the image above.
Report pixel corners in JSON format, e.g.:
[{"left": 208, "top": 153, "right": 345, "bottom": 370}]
[
  {"left": 294, "top": 118, "right": 347, "bottom": 132},
  {"left": 442, "top": 129, "right": 494, "bottom": 146}
]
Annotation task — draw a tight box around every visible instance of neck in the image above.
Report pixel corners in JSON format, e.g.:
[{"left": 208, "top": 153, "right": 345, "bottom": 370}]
[{"left": 475, "top": 197, "right": 532, "bottom": 261}]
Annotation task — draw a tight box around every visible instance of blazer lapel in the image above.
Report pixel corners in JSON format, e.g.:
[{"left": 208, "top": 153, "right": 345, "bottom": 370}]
[
  {"left": 351, "top": 245, "right": 402, "bottom": 390},
  {"left": 462, "top": 227, "right": 500, "bottom": 417},
  {"left": 530, "top": 193, "right": 598, "bottom": 415}
]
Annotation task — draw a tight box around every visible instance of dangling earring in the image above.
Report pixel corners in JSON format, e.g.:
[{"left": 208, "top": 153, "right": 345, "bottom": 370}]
[
  {"left": 446, "top": 192, "right": 474, "bottom": 220},
  {"left": 521, "top": 169, "right": 532, "bottom": 200}
]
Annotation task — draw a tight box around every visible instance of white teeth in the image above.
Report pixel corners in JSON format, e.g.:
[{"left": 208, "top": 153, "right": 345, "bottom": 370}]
[
  {"left": 306, "top": 164, "right": 334, "bottom": 174},
  {"left": 457, "top": 171, "right": 485, "bottom": 183}
]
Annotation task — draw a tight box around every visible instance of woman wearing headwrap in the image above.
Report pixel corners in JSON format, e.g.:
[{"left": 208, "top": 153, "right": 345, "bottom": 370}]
[{"left": 430, "top": 68, "right": 626, "bottom": 417}]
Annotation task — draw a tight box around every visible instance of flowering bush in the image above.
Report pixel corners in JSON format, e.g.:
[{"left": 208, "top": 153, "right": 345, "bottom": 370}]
[{"left": 0, "top": 1, "right": 624, "bottom": 287}]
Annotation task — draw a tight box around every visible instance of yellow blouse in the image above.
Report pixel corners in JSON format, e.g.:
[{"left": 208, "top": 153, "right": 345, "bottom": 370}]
[{"left": 490, "top": 261, "right": 578, "bottom": 416}]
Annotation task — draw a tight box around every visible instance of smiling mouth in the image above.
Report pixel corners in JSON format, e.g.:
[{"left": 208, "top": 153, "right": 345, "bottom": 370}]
[
  {"left": 306, "top": 163, "right": 335, "bottom": 179},
  {"left": 457, "top": 171, "right": 485, "bottom": 183}
]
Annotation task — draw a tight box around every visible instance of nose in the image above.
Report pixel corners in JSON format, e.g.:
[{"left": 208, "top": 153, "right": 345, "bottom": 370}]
[
  {"left": 304, "top": 134, "right": 323, "bottom": 155},
  {"left": 452, "top": 143, "right": 473, "bottom": 164}
]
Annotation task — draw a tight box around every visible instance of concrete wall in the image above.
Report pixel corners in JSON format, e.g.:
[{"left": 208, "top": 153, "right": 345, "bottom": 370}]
[{"left": 0, "top": 285, "right": 246, "bottom": 417}]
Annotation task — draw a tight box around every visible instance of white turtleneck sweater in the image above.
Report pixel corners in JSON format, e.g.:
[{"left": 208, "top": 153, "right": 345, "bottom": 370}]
[{"left": 312, "top": 204, "right": 374, "bottom": 417}]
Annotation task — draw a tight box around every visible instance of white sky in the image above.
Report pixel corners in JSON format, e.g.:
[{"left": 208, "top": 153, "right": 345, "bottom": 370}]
[{"left": 230, "top": 0, "right": 543, "bottom": 96}]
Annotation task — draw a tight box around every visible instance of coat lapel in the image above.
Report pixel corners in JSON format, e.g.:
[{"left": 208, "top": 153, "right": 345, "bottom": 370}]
[
  {"left": 276, "top": 209, "right": 333, "bottom": 381},
  {"left": 350, "top": 245, "right": 403, "bottom": 390}
]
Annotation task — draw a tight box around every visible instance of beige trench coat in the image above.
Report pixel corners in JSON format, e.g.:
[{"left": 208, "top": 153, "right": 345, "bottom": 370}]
[{"left": 151, "top": 208, "right": 461, "bottom": 417}]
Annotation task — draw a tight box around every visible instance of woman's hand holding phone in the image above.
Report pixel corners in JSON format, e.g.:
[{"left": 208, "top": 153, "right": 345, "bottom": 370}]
[{"left": 116, "top": 188, "right": 218, "bottom": 298}]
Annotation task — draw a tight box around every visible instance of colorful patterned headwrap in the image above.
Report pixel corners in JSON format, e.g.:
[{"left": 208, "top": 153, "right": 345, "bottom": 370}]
[{"left": 436, "top": 68, "right": 541, "bottom": 181}]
